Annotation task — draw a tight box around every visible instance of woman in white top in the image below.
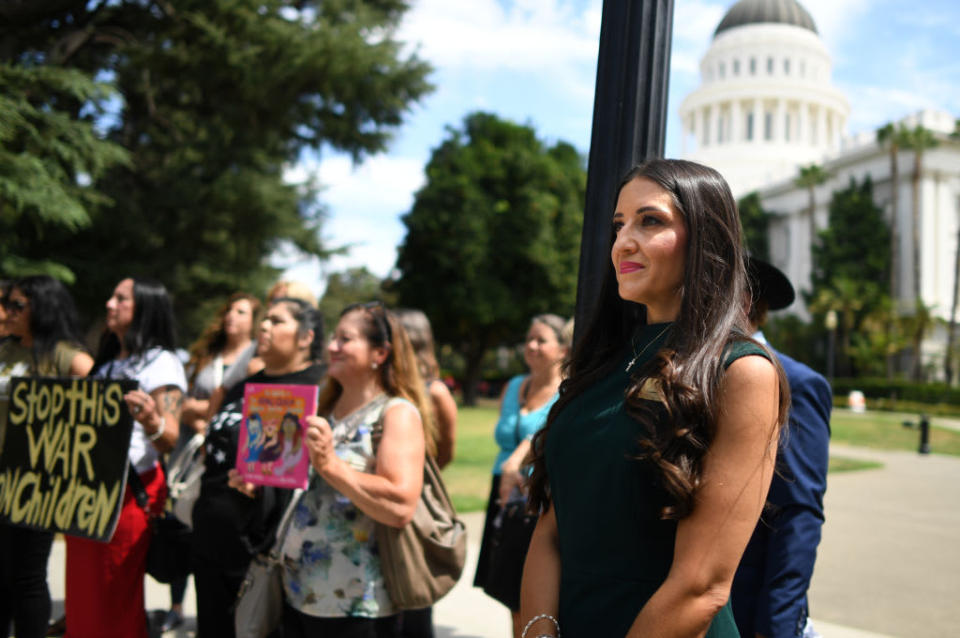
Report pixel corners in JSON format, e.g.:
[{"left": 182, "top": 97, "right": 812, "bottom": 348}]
[
  {"left": 64, "top": 277, "right": 186, "bottom": 638},
  {"left": 279, "top": 302, "right": 436, "bottom": 638}
]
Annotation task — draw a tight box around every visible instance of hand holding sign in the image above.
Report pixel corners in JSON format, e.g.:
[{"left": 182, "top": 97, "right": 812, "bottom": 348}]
[{"left": 123, "top": 389, "right": 158, "bottom": 429}]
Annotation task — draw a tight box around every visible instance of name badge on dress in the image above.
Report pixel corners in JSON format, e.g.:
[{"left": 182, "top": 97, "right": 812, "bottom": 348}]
[{"left": 638, "top": 377, "right": 666, "bottom": 404}]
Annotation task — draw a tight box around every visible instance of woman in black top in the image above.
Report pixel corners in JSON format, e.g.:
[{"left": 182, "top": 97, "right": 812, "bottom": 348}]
[
  {"left": 520, "top": 160, "right": 789, "bottom": 638},
  {"left": 191, "top": 297, "right": 325, "bottom": 638}
]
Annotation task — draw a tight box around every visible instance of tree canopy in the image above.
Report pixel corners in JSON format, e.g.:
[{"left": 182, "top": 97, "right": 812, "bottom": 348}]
[
  {"left": 393, "top": 112, "right": 585, "bottom": 403},
  {"left": 2, "top": 0, "right": 432, "bottom": 338},
  {"left": 737, "top": 191, "right": 770, "bottom": 261}
]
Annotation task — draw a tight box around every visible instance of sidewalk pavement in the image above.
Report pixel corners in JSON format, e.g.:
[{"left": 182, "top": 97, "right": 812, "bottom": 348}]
[{"left": 45, "top": 441, "right": 958, "bottom": 637}]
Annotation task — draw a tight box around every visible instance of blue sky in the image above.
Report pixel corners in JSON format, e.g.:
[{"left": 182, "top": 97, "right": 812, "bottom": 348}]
[{"left": 279, "top": 0, "right": 960, "bottom": 292}]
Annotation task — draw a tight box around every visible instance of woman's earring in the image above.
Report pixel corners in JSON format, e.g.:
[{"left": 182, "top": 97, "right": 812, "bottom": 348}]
[{"left": 371, "top": 362, "right": 378, "bottom": 370}]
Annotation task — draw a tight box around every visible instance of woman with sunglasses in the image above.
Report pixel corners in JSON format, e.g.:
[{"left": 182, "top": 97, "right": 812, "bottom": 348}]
[
  {"left": 65, "top": 277, "right": 186, "bottom": 638},
  {"left": 275, "top": 302, "right": 435, "bottom": 638},
  {"left": 0, "top": 276, "right": 93, "bottom": 638},
  {"left": 192, "top": 297, "right": 325, "bottom": 638}
]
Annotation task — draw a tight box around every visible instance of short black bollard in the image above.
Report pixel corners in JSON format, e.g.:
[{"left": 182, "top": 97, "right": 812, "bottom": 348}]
[{"left": 918, "top": 414, "right": 930, "bottom": 455}]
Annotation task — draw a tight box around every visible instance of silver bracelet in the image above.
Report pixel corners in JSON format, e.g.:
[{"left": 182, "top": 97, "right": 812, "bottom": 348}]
[
  {"left": 521, "top": 614, "right": 560, "bottom": 638},
  {"left": 147, "top": 419, "right": 165, "bottom": 442}
]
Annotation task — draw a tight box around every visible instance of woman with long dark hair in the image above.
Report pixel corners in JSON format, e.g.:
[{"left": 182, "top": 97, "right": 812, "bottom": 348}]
[
  {"left": 0, "top": 276, "right": 93, "bottom": 638},
  {"left": 191, "top": 297, "right": 326, "bottom": 638},
  {"left": 64, "top": 277, "right": 186, "bottom": 638},
  {"left": 520, "top": 160, "right": 789, "bottom": 638}
]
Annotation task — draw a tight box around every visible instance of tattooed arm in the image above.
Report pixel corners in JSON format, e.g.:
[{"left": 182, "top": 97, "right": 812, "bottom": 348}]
[
  {"left": 151, "top": 385, "right": 183, "bottom": 452},
  {"left": 124, "top": 385, "right": 183, "bottom": 454}
]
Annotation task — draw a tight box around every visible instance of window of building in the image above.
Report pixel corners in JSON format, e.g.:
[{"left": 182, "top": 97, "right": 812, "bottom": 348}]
[
  {"left": 719, "top": 62, "right": 726, "bottom": 78},
  {"left": 784, "top": 58, "right": 791, "bottom": 75},
  {"left": 703, "top": 115, "right": 711, "bottom": 146},
  {"left": 733, "top": 59, "right": 740, "bottom": 75},
  {"left": 718, "top": 115, "right": 725, "bottom": 143},
  {"left": 746, "top": 112, "right": 754, "bottom": 140},
  {"left": 767, "top": 57, "right": 774, "bottom": 74},
  {"left": 764, "top": 112, "right": 773, "bottom": 140},
  {"left": 750, "top": 57, "right": 757, "bottom": 75},
  {"left": 785, "top": 113, "right": 791, "bottom": 141}
]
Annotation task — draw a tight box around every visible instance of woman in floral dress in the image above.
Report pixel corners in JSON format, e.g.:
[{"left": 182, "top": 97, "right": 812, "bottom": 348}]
[{"left": 281, "top": 302, "right": 436, "bottom": 638}]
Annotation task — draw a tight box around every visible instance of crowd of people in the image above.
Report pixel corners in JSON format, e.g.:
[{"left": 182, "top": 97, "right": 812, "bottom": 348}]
[{"left": 0, "top": 158, "right": 831, "bottom": 638}]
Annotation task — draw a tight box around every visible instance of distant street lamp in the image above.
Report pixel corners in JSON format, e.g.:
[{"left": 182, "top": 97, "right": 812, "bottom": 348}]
[{"left": 825, "top": 309, "right": 838, "bottom": 381}]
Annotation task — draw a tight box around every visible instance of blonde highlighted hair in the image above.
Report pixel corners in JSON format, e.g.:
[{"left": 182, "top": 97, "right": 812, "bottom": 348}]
[{"left": 318, "top": 302, "right": 437, "bottom": 458}]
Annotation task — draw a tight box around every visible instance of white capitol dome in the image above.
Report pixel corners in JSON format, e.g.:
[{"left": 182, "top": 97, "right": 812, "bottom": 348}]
[{"left": 678, "top": 0, "right": 849, "bottom": 196}]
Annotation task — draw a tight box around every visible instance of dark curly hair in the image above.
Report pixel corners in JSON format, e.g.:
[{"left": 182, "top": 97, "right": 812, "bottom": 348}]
[{"left": 527, "top": 159, "right": 789, "bottom": 520}]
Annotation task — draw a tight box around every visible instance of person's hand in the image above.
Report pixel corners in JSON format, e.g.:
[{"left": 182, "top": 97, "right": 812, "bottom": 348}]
[
  {"left": 123, "top": 389, "right": 162, "bottom": 434},
  {"left": 227, "top": 469, "right": 258, "bottom": 498},
  {"left": 498, "top": 459, "right": 525, "bottom": 506},
  {"left": 306, "top": 416, "right": 337, "bottom": 474}
]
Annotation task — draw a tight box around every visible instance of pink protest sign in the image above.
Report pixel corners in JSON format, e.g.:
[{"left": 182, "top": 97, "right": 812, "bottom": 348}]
[{"left": 236, "top": 383, "right": 317, "bottom": 489}]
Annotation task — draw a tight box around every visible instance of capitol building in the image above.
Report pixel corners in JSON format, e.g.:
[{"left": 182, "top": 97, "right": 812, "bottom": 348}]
[{"left": 679, "top": 0, "right": 960, "bottom": 376}]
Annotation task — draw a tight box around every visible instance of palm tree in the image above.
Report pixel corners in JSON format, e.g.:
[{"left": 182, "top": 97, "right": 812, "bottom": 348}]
[
  {"left": 795, "top": 163, "right": 829, "bottom": 284},
  {"left": 900, "top": 125, "right": 938, "bottom": 312},
  {"left": 946, "top": 219, "right": 960, "bottom": 384},
  {"left": 876, "top": 123, "right": 903, "bottom": 302}
]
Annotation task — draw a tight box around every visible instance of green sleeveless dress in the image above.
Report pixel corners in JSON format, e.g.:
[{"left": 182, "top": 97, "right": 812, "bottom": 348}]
[{"left": 545, "top": 322, "right": 767, "bottom": 637}]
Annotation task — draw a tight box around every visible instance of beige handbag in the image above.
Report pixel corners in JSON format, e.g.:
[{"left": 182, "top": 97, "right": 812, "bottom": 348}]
[
  {"left": 234, "top": 489, "right": 303, "bottom": 638},
  {"left": 375, "top": 454, "right": 467, "bottom": 610}
]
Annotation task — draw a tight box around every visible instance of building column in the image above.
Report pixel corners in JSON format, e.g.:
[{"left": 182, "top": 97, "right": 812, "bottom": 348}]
[
  {"left": 731, "top": 100, "right": 741, "bottom": 144},
  {"left": 818, "top": 106, "right": 827, "bottom": 149},
  {"left": 692, "top": 108, "right": 703, "bottom": 151},
  {"left": 775, "top": 99, "right": 785, "bottom": 143},
  {"left": 799, "top": 102, "right": 809, "bottom": 146},
  {"left": 711, "top": 104, "right": 721, "bottom": 147},
  {"left": 753, "top": 99, "right": 763, "bottom": 144}
]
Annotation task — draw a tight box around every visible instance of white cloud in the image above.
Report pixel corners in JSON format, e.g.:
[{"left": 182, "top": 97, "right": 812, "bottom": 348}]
[
  {"left": 399, "top": 0, "right": 600, "bottom": 72},
  {"left": 799, "top": 0, "right": 871, "bottom": 51},
  {"left": 285, "top": 154, "right": 426, "bottom": 282}
]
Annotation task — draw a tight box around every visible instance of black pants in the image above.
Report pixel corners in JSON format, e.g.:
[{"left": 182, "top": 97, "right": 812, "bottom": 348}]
[
  {"left": 399, "top": 607, "right": 434, "bottom": 638},
  {"left": 193, "top": 560, "right": 247, "bottom": 638},
  {"left": 282, "top": 604, "right": 401, "bottom": 638},
  {"left": 0, "top": 524, "right": 54, "bottom": 638}
]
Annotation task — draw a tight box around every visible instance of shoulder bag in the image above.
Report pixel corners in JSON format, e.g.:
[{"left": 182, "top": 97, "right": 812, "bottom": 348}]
[
  {"left": 480, "top": 378, "right": 539, "bottom": 610},
  {"left": 234, "top": 488, "right": 303, "bottom": 638},
  {"left": 373, "top": 405, "right": 467, "bottom": 610}
]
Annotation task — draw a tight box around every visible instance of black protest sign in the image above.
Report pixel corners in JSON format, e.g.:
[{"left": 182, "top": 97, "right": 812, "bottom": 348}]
[{"left": 0, "top": 377, "right": 136, "bottom": 541}]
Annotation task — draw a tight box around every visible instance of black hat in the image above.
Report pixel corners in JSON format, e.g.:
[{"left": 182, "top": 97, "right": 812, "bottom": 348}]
[{"left": 746, "top": 256, "right": 795, "bottom": 311}]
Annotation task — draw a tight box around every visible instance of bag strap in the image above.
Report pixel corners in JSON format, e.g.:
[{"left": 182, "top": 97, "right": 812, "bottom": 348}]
[
  {"left": 267, "top": 488, "right": 303, "bottom": 558},
  {"left": 127, "top": 464, "right": 149, "bottom": 510}
]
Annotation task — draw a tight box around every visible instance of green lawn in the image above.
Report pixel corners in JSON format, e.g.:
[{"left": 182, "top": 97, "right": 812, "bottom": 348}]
[
  {"left": 442, "top": 405, "right": 960, "bottom": 513},
  {"left": 828, "top": 456, "right": 884, "bottom": 473},
  {"left": 442, "top": 402, "right": 499, "bottom": 513},
  {"left": 830, "top": 410, "right": 960, "bottom": 456}
]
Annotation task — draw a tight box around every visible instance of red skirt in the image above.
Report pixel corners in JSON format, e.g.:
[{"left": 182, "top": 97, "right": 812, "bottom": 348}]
[{"left": 64, "top": 464, "right": 167, "bottom": 638}]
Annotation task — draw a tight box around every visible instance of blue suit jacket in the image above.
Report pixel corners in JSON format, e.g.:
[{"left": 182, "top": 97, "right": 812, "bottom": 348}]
[{"left": 732, "top": 349, "right": 832, "bottom": 638}]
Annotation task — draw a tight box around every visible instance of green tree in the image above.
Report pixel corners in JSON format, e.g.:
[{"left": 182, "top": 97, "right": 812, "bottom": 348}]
[
  {"left": 809, "top": 177, "right": 891, "bottom": 377},
  {"left": 737, "top": 191, "right": 770, "bottom": 260},
  {"left": 318, "top": 267, "right": 387, "bottom": 332},
  {"left": 2, "top": 0, "right": 432, "bottom": 337},
  {"left": 0, "top": 63, "right": 128, "bottom": 282},
  {"left": 393, "top": 112, "right": 585, "bottom": 404}
]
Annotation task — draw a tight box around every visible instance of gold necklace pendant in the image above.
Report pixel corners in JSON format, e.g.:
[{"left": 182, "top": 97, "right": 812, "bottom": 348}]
[{"left": 625, "top": 324, "right": 671, "bottom": 372}]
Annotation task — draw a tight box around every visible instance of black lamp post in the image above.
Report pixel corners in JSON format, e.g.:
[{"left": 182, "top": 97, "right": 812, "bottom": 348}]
[{"left": 574, "top": 0, "right": 675, "bottom": 336}]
